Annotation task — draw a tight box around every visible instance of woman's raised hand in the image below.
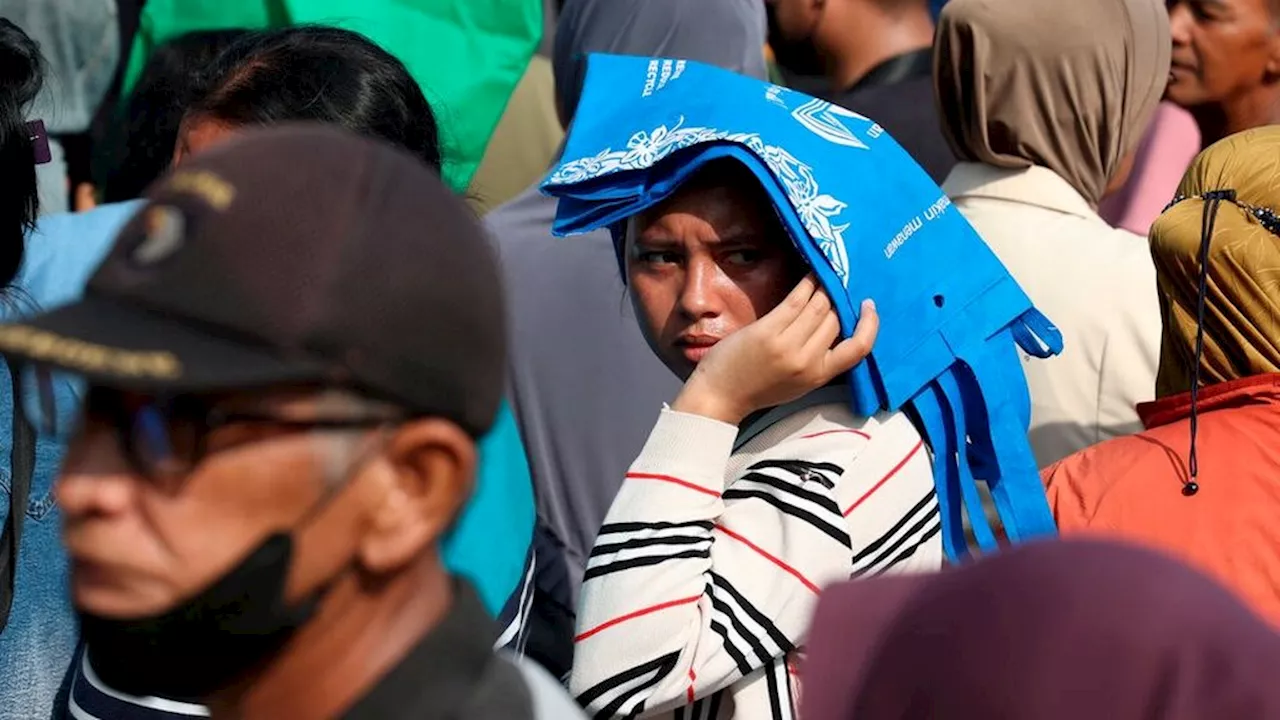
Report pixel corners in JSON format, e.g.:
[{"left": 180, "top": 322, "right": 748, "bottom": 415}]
[{"left": 671, "top": 275, "right": 879, "bottom": 425}]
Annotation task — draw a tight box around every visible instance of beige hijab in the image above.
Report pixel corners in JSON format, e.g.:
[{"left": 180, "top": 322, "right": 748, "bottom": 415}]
[
  {"left": 1151, "top": 127, "right": 1280, "bottom": 397},
  {"left": 935, "top": 0, "right": 1170, "bottom": 207}
]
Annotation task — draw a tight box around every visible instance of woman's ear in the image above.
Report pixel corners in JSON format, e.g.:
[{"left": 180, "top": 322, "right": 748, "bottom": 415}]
[{"left": 355, "top": 418, "right": 476, "bottom": 574}]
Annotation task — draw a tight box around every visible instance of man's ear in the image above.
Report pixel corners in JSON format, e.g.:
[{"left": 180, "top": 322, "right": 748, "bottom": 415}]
[
  {"left": 172, "top": 113, "right": 198, "bottom": 166},
  {"left": 356, "top": 418, "right": 476, "bottom": 574},
  {"left": 1267, "top": 25, "right": 1280, "bottom": 79}
]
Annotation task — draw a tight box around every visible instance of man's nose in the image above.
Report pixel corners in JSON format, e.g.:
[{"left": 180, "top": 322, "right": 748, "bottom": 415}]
[
  {"left": 57, "top": 472, "right": 137, "bottom": 520},
  {"left": 56, "top": 434, "right": 139, "bottom": 520}
]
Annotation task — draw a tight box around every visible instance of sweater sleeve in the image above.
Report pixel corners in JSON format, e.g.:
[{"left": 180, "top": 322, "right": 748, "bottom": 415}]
[{"left": 568, "top": 407, "right": 869, "bottom": 718}]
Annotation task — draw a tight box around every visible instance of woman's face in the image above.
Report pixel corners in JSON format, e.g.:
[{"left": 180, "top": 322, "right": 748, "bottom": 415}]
[
  {"left": 1166, "top": 0, "right": 1280, "bottom": 112},
  {"left": 626, "top": 172, "right": 806, "bottom": 381}
]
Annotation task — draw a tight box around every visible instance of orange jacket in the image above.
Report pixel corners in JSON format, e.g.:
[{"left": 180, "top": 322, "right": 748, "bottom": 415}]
[{"left": 1044, "top": 374, "right": 1280, "bottom": 625}]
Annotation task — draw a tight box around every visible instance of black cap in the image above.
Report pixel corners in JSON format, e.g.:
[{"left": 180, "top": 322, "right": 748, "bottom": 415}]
[{"left": 0, "top": 124, "right": 505, "bottom": 436}]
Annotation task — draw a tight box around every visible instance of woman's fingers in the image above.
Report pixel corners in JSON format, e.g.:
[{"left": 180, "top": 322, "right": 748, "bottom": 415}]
[
  {"left": 825, "top": 300, "right": 879, "bottom": 375},
  {"left": 763, "top": 274, "right": 820, "bottom": 329},
  {"left": 783, "top": 285, "right": 834, "bottom": 342},
  {"left": 800, "top": 307, "right": 842, "bottom": 358}
]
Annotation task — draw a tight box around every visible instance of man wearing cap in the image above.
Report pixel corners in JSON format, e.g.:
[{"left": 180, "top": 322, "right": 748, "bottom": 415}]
[{"left": 0, "top": 125, "right": 582, "bottom": 719}]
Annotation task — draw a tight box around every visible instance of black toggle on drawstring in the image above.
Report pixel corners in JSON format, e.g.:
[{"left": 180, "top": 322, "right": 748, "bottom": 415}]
[{"left": 1183, "top": 188, "right": 1235, "bottom": 497}]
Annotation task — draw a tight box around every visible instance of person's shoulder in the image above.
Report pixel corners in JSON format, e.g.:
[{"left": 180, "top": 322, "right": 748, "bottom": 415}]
[
  {"left": 1052, "top": 217, "right": 1151, "bottom": 271},
  {"left": 1111, "top": 232, "right": 1161, "bottom": 294},
  {"left": 740, "top": 398, "right": 923, "bottom": 459},
  {"left": 791, "top": 403, "right": 921, "bottom": 444},
  {"left": 483, "top": 186, "right": 619, "bottom": 275},
  {"left": 1101, "top": 225, "right": 1157, "bottom": 262},
  {"left": 1093, "top": 225, "right": 1161, "bottom": 327},
  {"left": 1042, "top": 428, "right": 1165, "bottom": 526},
  {"left": 499, "top": 653, "right": 588, "bottom": 720},
  {"left": 830, "top": 74, "right": 932, "bottom": 114},
  {"left": 482, "top": 185, "right": 557, "bottom": 241},
  {"left": 1046, "top": 212, "right": 1143, "bottom": 252},
  {"left": 31, "top": 200, "right": 143, "bottom": 244},
  {"left": 1028, "top": 216, "right": 1156, "bottom": 303},
  {"left": 15, "top": 201, "right": 144, "bottom": 315},
  {"left": 27, "top": 201, "right": 142, "bottom": 269}
]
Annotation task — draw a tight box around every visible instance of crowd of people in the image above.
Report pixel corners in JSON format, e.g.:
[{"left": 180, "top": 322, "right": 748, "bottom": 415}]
[{"left": 1, "top": 0, "right": 1280, "bottom": 718}]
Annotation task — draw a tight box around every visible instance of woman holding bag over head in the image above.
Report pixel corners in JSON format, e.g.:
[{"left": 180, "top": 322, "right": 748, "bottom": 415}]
[
  {"left": 548, "top": 41, "right": 1063, "bottom": 718},
  {"left": 565, "top": 160, "right": 942, "bottom": 720}
]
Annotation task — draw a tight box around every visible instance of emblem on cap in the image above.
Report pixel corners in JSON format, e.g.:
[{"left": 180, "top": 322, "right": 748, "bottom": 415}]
[{"left": 132, "top": 205, "right": 186, "bottom": 266}]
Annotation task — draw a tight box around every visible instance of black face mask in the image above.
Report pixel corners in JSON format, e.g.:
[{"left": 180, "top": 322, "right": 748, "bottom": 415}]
[
  {"left": 78, "top": 533, "right": 320, "bottom": 702},
  {"left": 766, "top": 1, "right": 828, "bottom": 81}
]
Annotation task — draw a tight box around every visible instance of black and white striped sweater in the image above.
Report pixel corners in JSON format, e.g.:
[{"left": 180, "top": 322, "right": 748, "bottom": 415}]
[{"left": 569, "top": 401, "right": 943, "bottom": 720}]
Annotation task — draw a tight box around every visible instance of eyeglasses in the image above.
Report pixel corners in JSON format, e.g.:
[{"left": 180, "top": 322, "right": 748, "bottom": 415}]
[{"left": 76, "top": 388, "right": 400, "bottom": 489}]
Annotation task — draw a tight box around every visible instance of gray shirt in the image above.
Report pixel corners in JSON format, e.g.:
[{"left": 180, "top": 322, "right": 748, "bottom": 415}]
[
  {"left": 486, "top": 187, "right": 680, "bottom": 599},
  {"left": 495, "top": 0, "right": 769, "bottom": 604}
]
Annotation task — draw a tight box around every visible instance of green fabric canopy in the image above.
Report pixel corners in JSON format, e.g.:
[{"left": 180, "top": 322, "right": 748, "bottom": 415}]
[{"left": 122, "top": 0, "right": 543, "bottom": 192}]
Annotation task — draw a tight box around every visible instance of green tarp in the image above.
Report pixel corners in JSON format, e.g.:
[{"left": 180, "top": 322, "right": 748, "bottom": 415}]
[{"left": 122, "top": 0, "right": 543, "bottom": 192}]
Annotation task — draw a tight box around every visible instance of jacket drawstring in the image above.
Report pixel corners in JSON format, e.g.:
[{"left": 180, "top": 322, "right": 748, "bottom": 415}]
[{"left": 1184, "top": 189, "right": 1235, "bottom": 496}]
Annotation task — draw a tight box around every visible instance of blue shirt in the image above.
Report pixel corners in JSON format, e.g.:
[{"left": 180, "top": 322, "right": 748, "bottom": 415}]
[{"left": 0, "top": 202, "right": 134, "bottom": 719}]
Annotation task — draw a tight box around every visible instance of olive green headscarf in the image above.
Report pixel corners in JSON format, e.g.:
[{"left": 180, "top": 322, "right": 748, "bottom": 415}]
[{"left": 1151, "top": 126, "right": 1280, "bottom": 397}]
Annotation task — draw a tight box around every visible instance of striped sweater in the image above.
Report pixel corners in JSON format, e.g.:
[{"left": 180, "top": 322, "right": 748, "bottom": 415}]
[{"left": 569, "top": 400, "right": 943, "bottom": 719}]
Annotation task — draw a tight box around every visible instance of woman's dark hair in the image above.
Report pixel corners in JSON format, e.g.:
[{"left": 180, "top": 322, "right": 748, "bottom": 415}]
[
  {"left": 99, "top": 29, "right": 250, "bottom": 202},
  {"left": 0, "top": 19, "right": 43, "bottom": 291},
  {"left": 187, "top": 26, "right": 442, "bottom": 171}
]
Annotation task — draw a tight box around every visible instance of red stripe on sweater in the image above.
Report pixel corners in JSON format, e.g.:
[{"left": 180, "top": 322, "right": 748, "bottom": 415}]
[
  {"left": 575, "top": 595, "right": 703, "bottom": 643},
  {"left": 843, "top": 440, "right": 925, "bottom": 517},
  {"left": 799, "top": 428, "right": 871, "bottom": 440},
  {"left": 687, "top": 669, "right": 697, "bottom": 703},
  {"left": 715, "top": 525, "right": 820, "bottom": 594},
  {"left": 626, "top": 472, "right": 721, "bottom": 498}
]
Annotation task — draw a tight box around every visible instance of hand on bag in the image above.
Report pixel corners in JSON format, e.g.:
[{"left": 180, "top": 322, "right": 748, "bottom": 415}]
[{"left": 671, "top": 274, "right": 879, "bottom": 425}]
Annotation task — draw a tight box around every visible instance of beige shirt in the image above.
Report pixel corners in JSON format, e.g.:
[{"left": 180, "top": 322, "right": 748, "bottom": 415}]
[{"left": 944, "top": 162, "right": 1162, "bottom": 467}]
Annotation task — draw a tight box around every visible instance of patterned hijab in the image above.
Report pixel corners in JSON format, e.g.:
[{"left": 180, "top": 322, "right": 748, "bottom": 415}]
[
  {"left": 934, "top": 0, "right": 1170, "bottom": 207},
  {"left": 1152, "top": 127, "right": 1280, "bottom": 399}
]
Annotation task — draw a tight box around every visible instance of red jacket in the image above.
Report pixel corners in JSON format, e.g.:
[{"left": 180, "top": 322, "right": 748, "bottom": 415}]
[{"left": 1044, "top": 374, "right": 1280, "bottom": 625}]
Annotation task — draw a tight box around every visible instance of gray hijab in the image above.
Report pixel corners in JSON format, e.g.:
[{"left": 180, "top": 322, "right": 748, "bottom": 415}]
[{"left": 553, "top": 0, "right": 768, "bottom": 122}]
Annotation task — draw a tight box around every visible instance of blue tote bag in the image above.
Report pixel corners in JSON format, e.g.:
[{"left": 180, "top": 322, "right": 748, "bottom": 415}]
[{"left": 542, "top": 54, "right": 1062, "bottom": 560}]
